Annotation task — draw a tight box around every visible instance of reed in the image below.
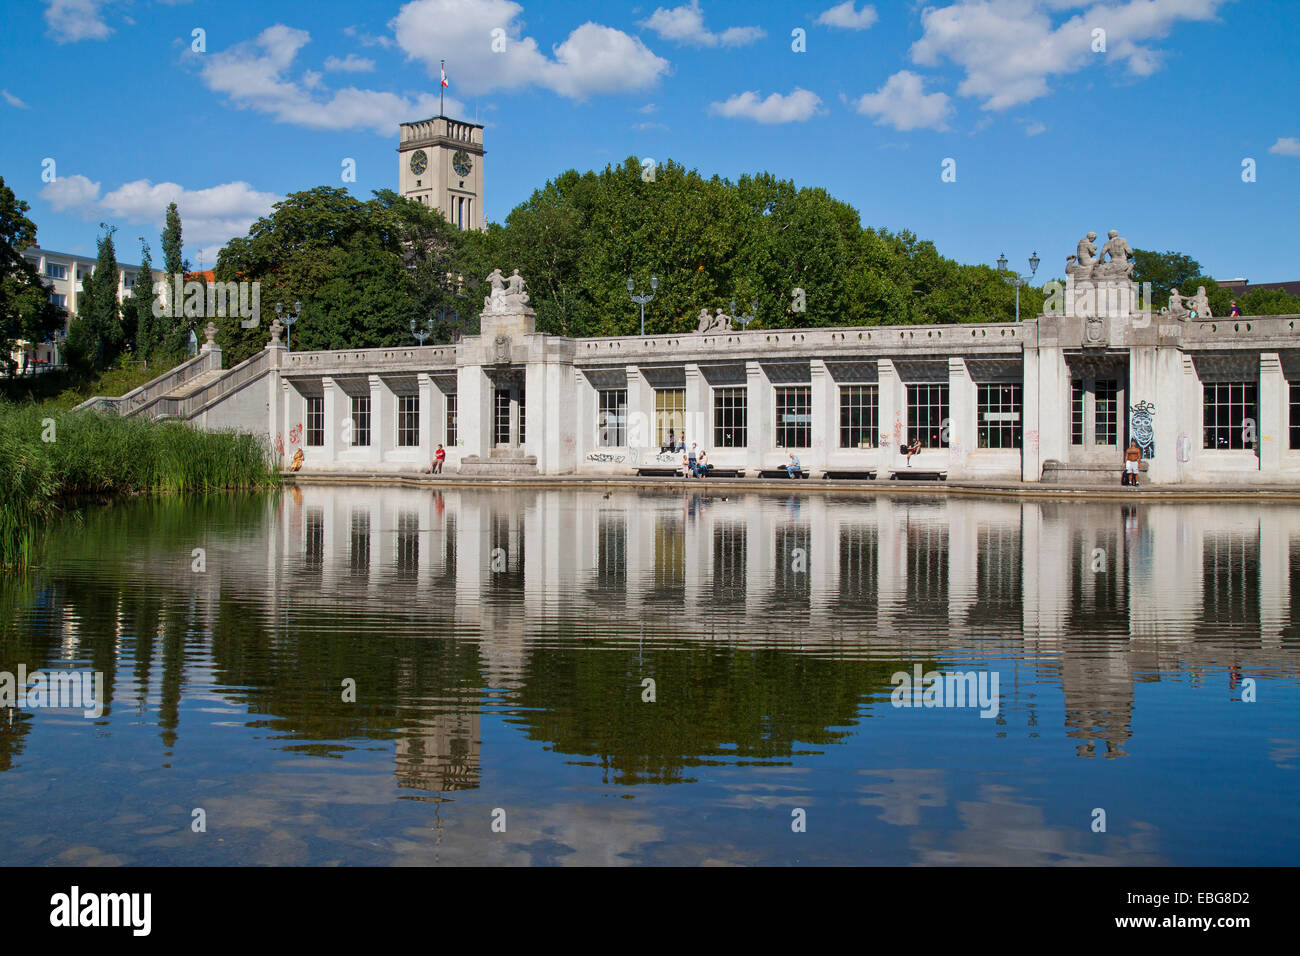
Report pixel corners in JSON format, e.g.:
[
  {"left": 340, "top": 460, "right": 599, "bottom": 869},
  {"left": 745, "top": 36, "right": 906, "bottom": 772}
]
[{"left": 0, "top": 404, "right": 278, "bottom": 570}]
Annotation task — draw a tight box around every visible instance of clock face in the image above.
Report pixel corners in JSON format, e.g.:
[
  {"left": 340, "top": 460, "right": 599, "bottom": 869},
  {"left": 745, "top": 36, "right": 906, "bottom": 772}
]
[
  {"left": 409, "top": 150, "right": 428, "bottom": 175},
  {"left": 452, "top": 150, "right": 472, "bottom": 177}
]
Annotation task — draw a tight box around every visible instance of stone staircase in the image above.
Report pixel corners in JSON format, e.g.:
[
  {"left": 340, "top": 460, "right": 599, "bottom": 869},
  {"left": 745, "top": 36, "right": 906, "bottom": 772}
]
[{"left": 160, "top": 368, "right": 226, "bottom": 400}]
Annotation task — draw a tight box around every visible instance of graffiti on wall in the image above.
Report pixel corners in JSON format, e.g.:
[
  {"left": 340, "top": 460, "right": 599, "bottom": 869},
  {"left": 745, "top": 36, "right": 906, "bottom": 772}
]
[{"left": 1131, "top": 401, "right": 1155, "bottom": 459}]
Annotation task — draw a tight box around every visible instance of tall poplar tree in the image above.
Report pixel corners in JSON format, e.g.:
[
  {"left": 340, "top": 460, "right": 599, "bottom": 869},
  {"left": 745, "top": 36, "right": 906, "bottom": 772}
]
[
  {"left": 131, "top": 240, "right": 156, "bottom": 359},
  {"left": 66, "top": 225, "right": 124, "bottom": 370}
]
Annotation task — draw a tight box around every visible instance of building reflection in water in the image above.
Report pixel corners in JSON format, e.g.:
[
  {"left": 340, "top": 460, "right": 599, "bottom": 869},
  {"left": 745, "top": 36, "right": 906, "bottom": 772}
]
[{"left": 7, "top": 486, "right": 1297, "bottom": 796}]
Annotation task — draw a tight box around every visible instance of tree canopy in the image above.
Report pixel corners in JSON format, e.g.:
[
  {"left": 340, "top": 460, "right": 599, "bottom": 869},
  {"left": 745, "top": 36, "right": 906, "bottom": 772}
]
[{"left": 0, "top": 177, "right": 63, "bottom": 371}]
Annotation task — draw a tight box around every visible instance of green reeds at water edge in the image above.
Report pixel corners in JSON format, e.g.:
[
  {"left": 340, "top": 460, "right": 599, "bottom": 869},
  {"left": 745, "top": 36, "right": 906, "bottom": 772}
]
[{"left": 0, "top": 405, "right": 278, "bottom": 570}]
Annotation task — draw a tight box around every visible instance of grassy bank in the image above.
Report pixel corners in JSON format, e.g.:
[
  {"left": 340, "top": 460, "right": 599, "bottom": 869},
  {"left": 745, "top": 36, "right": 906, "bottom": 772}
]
[{"left": 0, "top": 404, "right": 278, "bottom": 569}]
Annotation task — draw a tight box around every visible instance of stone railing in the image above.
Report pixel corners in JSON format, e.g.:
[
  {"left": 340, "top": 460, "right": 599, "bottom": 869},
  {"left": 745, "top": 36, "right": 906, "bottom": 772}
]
[
  {"left": 151, "top": 348, "right": 273, "bottom": 421},
  {"left": 1177, "top": 313, "right": 1300, "bottom": 347},
  {"left": 72, "top": 348, "right": 220, "bottom": 416},
  {"left": 572, "top": 321, "right": 1028, "bottom": 363},
  {"left": 282, "top": 344, "right": 458, "bottom": 374}
]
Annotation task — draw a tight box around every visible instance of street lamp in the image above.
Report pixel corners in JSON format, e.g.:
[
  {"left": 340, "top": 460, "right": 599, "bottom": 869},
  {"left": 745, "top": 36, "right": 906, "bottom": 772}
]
[
  {"left": 411, "top": 317, "right": 434, "bottom": 345},
  {"left": 997, "top": 251, "right": 1040, "bottom": 322},
  {"left": 628, "top": 275, "right": 658, "bottom": 336},
  {"left": 730, "top": 298, "right": 757, "bottom": 331},
  {"left": 275, "top": 299, "right": 302, "bottom": 351}
]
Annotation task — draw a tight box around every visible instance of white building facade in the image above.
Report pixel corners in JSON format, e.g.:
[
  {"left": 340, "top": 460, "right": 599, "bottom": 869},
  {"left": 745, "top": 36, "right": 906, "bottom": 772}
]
[
  {"left": 17, "top": 245, "right": 165, "bottom": 367},
  {"left": 84, "top": 266, "right": 1300, "bottom": 486}
]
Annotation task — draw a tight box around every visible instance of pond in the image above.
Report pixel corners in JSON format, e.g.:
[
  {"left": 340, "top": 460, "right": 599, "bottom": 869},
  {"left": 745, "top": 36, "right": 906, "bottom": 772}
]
[{"left": 1, "top": 485, "right": 1296, "bottom": 865}]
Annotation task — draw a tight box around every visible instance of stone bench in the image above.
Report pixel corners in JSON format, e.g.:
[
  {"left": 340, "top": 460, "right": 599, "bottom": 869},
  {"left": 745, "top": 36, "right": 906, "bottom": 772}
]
[
  {"left": 889, "top": 470, "right": 947, "bottom": 481},
  {"left": 759, "top": 468, "right": 809, "bottom": 479}
]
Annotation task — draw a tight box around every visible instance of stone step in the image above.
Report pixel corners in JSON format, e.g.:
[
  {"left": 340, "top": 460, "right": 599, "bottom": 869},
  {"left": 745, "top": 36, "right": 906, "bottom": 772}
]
[{"left": 160, "top": 369, "right": 226, "bottom": 399}]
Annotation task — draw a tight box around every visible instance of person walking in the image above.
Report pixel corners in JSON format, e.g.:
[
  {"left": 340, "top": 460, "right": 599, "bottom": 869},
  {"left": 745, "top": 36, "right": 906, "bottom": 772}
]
[{"left": 1124, "top": 439, "right": 1142, "bottom": 486}]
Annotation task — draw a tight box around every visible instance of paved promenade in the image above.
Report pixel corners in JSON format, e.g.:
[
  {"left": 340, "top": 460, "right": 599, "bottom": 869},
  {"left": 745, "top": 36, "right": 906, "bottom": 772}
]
[{"left": 282, "top": 469, "right": 1300, "bottom": 501}]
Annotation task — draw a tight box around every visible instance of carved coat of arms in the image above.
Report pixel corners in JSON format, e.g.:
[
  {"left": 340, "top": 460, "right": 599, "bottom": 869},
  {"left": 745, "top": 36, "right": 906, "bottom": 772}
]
[
  {"left": 1084, "top": 314, "right": 1107, "bottom": 347},
  {"left": 493, "top": 334, "right": 511, "bottom": 365}
]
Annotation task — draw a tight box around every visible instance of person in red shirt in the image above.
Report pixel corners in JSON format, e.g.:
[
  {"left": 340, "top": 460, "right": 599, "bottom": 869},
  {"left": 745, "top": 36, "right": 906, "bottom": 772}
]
[{"left": 432, "top": 443, "right": 446, "bottom": 474}]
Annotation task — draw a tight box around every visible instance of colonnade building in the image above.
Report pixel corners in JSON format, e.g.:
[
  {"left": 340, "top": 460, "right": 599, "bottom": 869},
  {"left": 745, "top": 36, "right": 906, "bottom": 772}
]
[{"left": 84, "top": 236, "right": 1300, "bottom": 486}]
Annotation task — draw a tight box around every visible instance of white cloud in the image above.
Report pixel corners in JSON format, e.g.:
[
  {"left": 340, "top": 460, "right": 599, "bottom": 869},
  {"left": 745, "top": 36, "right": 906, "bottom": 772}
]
[
  {"left": 324, "top": 54, "right": 376, "bottom": 72},
  {"left": 639, "top": 1, "right": 765, "bottom": 47},
  {"left": 1269, "top": 137, "right": 1300, "bottom": 157},
  {"left": 709, "top": 88, "right": 822, "bottom": 124},
  {"left": 815, "top": 2, "right": 878, "bottom": 30},
  {"left": 41, "top": 174, "right": 102, "bottom": 211},
  {"left": 2, "top": 89, "right": 29, "bottom": 109},
  {"left": 1025, "top": 121, "right": 1046, "bottom": 136},
  {"left": 638, "top": 103, "right": 659, "bottom": 114},
  {"left": 198, "top": 24, "right": 451, "bottom": 135},
  {"left": 343, "top": 25, "right": 396, "bottom": 49},
  {"left": 852, "top": 70, "right": 953, "bottom": 131},
  {"left": 392, "top": 0, "right": 669, "bottom": 99},
  {"left": 910, "top": 0, "right": 1228, "bottom": 111},
  {"left": 44, "top": 175, "right": 279, "bottom": 263},
  {"left": 42, "top": 0, "right": 113, "bottom": 43}
]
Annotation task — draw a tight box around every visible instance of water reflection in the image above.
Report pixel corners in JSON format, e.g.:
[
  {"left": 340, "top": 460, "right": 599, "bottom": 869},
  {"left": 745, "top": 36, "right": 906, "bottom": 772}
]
[{"left": 1, "top": 486, "right": 1297, "bottom": 865}]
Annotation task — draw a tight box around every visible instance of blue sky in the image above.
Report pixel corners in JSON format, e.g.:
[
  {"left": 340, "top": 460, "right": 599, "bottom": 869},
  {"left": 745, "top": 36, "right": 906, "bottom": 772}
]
[{"left": 3, "top": 0, "right": 1297, "bottom": 281}]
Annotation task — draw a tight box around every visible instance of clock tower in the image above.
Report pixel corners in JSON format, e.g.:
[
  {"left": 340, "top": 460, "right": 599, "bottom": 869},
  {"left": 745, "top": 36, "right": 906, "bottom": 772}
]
[{"left": 398, "top": 115, "right": 485, "bottom": 231}]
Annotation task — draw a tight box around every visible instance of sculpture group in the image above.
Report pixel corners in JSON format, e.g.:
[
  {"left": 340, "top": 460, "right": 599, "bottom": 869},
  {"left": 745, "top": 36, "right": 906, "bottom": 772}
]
[
  {"left": 1163, "top": 286, "right": 1213, "bottom": 319},
  {"left": 1065, "top": 229, "right": 1135, "bottom": 280},
  {"left": 696, "top": 308, "right": 734, "bottom": 333},
  {"left": 483, "top": 268, "right": 531, "bottom": 314}
]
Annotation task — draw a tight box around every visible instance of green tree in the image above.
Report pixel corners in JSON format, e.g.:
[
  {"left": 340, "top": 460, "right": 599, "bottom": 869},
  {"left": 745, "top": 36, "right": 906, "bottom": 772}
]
[
  {"left": 66, "top": 226, "right": 125, "bottom": 371},
  {"left": 0, "top": 176, "right": 63, "bottom": 372},
  {"left": 1132, "top": 249, "right": 1202, "bottom": 303},
  {"left": 129, "top": 241, "right": 156, "bottom": 359}
]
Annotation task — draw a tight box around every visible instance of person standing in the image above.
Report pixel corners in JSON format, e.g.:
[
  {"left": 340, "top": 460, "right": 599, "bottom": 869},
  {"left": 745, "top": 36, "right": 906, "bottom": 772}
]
[{"left": 1124, "top": 439, "right": 1142, "bottom": 486}]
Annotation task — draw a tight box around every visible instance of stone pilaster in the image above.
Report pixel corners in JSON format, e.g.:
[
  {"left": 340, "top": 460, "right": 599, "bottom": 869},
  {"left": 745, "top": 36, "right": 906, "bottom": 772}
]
[{"left": 1259, "top": 352, "right": 1283, "bottom": 473}]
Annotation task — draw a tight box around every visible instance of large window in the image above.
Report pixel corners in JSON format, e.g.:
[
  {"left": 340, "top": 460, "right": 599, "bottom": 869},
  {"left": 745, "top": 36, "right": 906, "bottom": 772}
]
[
  {"left": 1071, "top": 380, "right": 1084, "bottom": 445},
  {"left": 840, "top": 385, "right": 878, "bottom": 449},
  {"left": 306, "top": 396, "right": 324, "bottom": 447},
  {"left": 49, "top": 292, "right": 67, "bottom": 309},
  {"left": 518, "top": 389, "right": 526, "bottom": 445},
  {"left": 977, "top": 383, "right": 1022, "bottom": 449},
  {"left": 907, "top": 384, "right": 949, "bottom": 448},
  {"left": 398, "top": 395, "right": 419, "bottom": 447},
  {"left": 599, "top": 388, "right": 627, "bottom": 447},
  {"left": 446, "top": 393, "right": 458, "bottom": 445},
  {"left": 494, "top": 389, "right": 511, "bottom": 445},
  {"left": 714, "top": 387, "right": 747, "bottom": 447},
  {"left": 1094, "top": 379, "right": 1119, "bottom": 446},
  {"left": 1204, "top": 382, "right": 1257, "bottom": 450},
  {"left": 655, "top": 388, "right": 685, "bottom": 445},
  {"left": 45, "top": 263, "right": 67, "bottom": 280},
  {"left": 1291, "top": 383, "right": 1300, "bottom": 450},
  {"left": 775, "top": 386, "right": 812, "bottom": 448},
  {"left": 350, "top": 395, "right": 371, "bottom": 447}
]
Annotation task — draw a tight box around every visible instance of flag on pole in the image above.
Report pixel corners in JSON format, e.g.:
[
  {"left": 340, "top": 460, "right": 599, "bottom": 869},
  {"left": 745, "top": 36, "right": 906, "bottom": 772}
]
[{"left": 441, "top": 62, "right": 448, "bottom": 88}]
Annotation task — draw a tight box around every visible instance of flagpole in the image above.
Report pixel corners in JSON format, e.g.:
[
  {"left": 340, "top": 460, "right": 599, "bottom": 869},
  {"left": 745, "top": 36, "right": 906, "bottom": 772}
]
[{"left": 440, "top": 59, "right": 445, "bottom": 117}]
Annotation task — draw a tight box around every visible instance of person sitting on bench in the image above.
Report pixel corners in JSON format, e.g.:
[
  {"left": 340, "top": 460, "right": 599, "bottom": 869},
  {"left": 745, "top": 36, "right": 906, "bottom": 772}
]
[
  {"left": 695, "top": 449, "right": 710, "bottom": 477},
  {"left": 786, "top": 453, "right": 802, "bottom": 478},
  {"left": 905, "top": 438, "right": 921, "bottom": 465},
  {"left": 661, "top": 428, "right": 676, "bottom": 454}
]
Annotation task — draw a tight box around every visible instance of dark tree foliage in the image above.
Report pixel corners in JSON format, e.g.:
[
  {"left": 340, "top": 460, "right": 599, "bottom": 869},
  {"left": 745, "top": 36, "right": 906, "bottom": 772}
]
[{"left": 0, "top": 177, "right": 64, "bottom": 372}]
